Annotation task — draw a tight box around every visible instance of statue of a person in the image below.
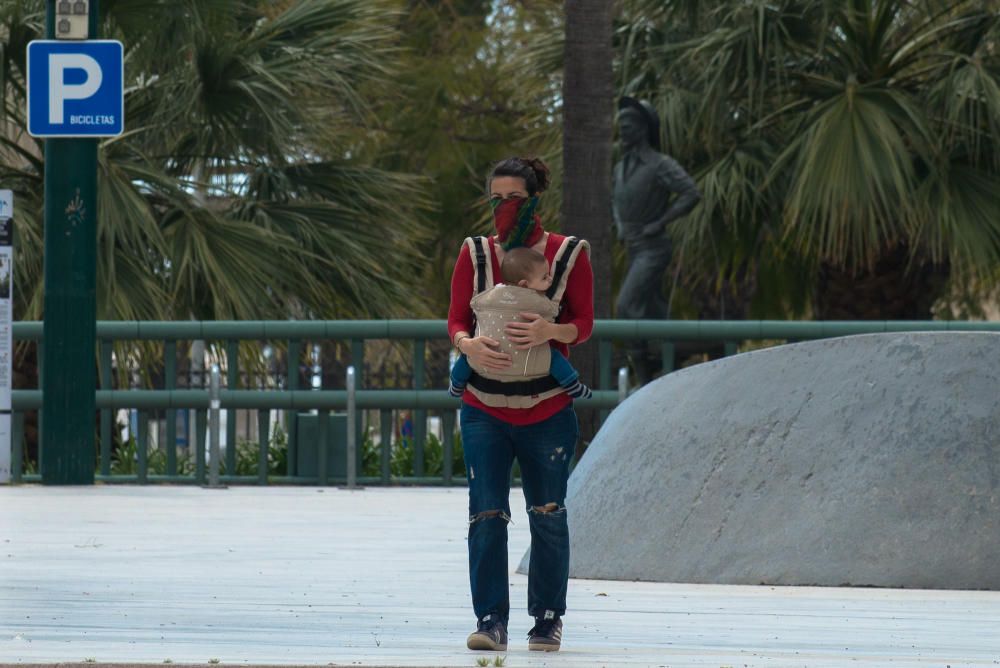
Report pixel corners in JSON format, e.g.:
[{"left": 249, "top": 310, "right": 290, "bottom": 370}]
[{"left": 612, "top": 97, "right": 701, "bottom": 385}]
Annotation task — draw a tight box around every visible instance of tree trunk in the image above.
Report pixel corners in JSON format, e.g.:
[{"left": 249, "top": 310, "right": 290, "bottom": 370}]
[{"left": 561, "top": 0, "right": 615, "bottom": 451}]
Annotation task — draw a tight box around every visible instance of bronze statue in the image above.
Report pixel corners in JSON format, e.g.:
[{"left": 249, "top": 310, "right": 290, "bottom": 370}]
[{"left": 612, "top": 97, "right": 701, "bottom": 385}]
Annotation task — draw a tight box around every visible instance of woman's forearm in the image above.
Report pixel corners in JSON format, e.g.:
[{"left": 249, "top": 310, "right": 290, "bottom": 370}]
[{"left": 546, "top": 322, "right": 579, "bottom": 345}]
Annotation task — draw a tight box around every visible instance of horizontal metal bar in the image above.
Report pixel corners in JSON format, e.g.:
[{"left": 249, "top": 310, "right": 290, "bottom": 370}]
[
  {"left": 385, "top": 320, "right": 449, "bottom": 338},
  {"left": 11, "top": 389, "right": 622, "bottom": 410},
  {"left": 262, "top": 322, "right": 329, "bottom": 339},
  {"left": 12, "top": 319, "right": 1000, "bottom": 343},
  {"left": 13, "top": 321, "right": 44, "bottom": 340},
  {"left": 589, "top": 319, "right": 1000, "bottom": 340},
  {"left": 16, "top": 474, "right": 473, "bottom": 486}
]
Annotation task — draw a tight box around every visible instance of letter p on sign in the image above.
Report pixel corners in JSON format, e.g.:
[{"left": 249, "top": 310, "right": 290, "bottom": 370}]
[
  {"left": 48, "top": 53, "right": 102, "bottom": 124},
  {"left": 27, "top": 40, "right": 123, "bottom": 138}
]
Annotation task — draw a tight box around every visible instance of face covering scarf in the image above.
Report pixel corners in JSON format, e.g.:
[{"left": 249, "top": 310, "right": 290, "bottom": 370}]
[{"left": 491, "top": 196, "right": 543, "bottom": 251}]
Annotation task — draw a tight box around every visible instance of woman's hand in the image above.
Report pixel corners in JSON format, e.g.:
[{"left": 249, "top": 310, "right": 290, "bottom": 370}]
[
  {"left": 505, "top": 313, "right": 553, "bottom": 350},
  {"left": 461, "top": 335, "right": 512, "bottom": 370}
]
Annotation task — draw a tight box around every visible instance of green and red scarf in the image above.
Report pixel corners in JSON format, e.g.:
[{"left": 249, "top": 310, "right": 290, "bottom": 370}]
[{"left": 491, "top": 196, "right": 543, "bottom": 250}]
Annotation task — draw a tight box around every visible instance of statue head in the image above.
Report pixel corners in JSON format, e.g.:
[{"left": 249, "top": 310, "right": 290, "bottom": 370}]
[{"left": 617, "top": 97, "right": 661, "bottom": 151}]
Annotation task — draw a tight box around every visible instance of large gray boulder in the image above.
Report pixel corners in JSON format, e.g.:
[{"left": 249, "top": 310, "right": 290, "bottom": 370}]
[{"left": 518, "top": 332, "right": 1000, "bottom": 589}]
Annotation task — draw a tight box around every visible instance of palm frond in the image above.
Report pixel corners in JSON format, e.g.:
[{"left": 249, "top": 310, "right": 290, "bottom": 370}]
[
  {"left": 776, "top": 87, "right": 927, "bottom": 266},
  {"left": 2, "top": 0, "right": 431, "bottom": 325}
]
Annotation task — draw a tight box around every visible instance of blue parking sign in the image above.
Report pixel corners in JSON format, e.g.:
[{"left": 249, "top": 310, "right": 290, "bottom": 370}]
[{"left": 27, "top": 40, "right": 123, "bottom": 138}]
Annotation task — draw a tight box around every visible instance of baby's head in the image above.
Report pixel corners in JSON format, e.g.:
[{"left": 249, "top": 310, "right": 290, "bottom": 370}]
[{"left": 501, "top": 247, "right": 552, "bottom": 292}]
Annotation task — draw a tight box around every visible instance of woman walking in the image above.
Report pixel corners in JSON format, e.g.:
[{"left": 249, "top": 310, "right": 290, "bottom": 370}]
[{"left": 447, "top": 156, "right": 594, "bottom": 652}]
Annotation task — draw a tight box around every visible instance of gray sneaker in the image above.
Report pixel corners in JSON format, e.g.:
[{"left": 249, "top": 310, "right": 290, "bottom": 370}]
[
  {"left": 466, "top": 614, "right": 507, "bottom": 651},
  {"left": 527, "top": 615, "right": 562, "bottom": 651}
]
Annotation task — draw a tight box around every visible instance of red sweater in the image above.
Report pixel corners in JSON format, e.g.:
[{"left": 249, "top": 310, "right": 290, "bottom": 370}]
[{"left": 448, "top": 233, "right": 595, "bottom": 425}]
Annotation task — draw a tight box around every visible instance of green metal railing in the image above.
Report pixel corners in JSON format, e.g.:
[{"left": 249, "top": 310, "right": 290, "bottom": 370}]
[{"left": 9, "top": 319, "right": 1000, "bottom": 486}]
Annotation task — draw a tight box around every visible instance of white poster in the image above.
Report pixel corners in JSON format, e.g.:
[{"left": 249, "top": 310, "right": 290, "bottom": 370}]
[
  {"left": 0, "top": 192, "right": 11, "bottom": 483},
  {"left": 0, "top": 246, "right": 10, "bottom": 413},
  {"left": 0, "top": 413, "right": 9, "bottom": 483}
]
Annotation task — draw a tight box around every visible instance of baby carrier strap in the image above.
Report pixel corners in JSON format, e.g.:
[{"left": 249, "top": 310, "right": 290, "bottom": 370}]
[
  {"left": 467, "top": 374, "right": 562, "bottom": 397},
  {"left": 465, "top": 236, "right": 495, "bottom": 296},
  {"left": 545, "top": 236, "right": 591, "bottom": 304}
]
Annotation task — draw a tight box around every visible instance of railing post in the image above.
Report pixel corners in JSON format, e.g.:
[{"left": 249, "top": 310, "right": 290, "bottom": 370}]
[
  {"left": 317, "top": 408, "right": 328, "bottom": 486},
  {"left": 379, "top": 408, "right": 392, "bottom": 484},
  {"left": 137, "top": 411, "right": 149, "bottom": 484},
  {"left": 99, "top": 340, "right": 113, "bottom": 476},
  {"left": 286, "top": 339, "right": 300, "bottom": 478},
  {"left": 12, "top": 412, "right": 23, "bottom": 483},
  {"left": 599, "top": 340, "right": 612, "bottom": 389},
  {"left": 36, "top": 341, "right": 43, "bottom": 471},
  {"left": 195, "top": 409, "right": 207, "bottom": 485},
  {"left": 257, "top": 409, "right": 269, "bottom": 485},
  {"left": 412, "top": 339, "right": 425, "bottom": 477},
  {"left": 165, "top": 340, "right": 177, "bottom": 476},
  {"left": 207, "top": 364, "right": 222, "bottom": 488},
  {"left": 351, "top": 338, "right": 364, "bottom": 466},
  {"left": 225, "top": 340, "right": 238, "bottom": 475},
  {"left": 618, "top": 366, "right": 629, "bottom": 404},
  {"left": 661, "top": 341, "right": 675, "bottom": 374},
  {"left": 346, "top": 366, "right": 357, "bottom": 489},
  {"left": 599, "top": 340, "right": 613, "bottom": 424},
  {"left": 190, "top": 338, "right": 206, "bottom": 478},
  {"left": 442, "top": 410, "right": 455, "bottom": 485}
]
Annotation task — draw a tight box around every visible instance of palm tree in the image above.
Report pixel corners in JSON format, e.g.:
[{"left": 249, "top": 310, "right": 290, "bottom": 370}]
[
  {"left": 561, "top": 0, "right": 614, "bottom": 441},
  {"left": 1, "top": 0, "right": 431, "bottom": 465},
  {"left": 1, "top": 0, "right": 429, "bottom": 325},
  {"left": 619, "top": 0, "right": 1000, "bottom": 319},
  {"left": 510, "top": 0, "right": 1000, "bottom": 320},
  {"left": 562, "top": 0, "right": 614, "bottom": 318}
]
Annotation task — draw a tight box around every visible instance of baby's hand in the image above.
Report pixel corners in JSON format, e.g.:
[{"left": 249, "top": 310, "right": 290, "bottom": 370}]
[{"left": 505, "top": 313, "right": 551, "bottom": 350}]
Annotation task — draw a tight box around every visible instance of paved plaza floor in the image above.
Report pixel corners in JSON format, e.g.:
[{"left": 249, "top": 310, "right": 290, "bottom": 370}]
[{"left": 1, "top": 486, "right": 998, "bottom": 667}]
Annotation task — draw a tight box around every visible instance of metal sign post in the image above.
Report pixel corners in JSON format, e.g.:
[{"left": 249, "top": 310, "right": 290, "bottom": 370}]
[
  {"left": 27, "top": 2, "right": 122, "bottom": 484},
  {"left": 0, "top": 190, "right": 12, "bottom": 484}
]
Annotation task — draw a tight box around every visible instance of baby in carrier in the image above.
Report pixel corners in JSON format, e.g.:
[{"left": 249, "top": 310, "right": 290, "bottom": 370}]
[{"left": 449, "top": 247, "right": 592, "bottom": 400}]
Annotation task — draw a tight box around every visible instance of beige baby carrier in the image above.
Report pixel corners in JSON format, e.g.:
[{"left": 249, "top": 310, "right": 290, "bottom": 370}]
[{"left": 464, "top": 235, "right": 591, "bottom": 409}]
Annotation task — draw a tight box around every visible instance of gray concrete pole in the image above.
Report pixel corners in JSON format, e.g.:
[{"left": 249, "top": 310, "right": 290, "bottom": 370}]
[
  {"left": 208, "top": 364, "right": 221, "bottom": 488},
  {"left": 346, "top": 366, "right": 356, "bottom": 489},
  {"left": 618, "top": 366, "right": 629, "bottom": 404}
]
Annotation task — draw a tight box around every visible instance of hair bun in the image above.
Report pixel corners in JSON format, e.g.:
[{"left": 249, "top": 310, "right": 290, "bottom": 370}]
[
  {"left": 487, "top": 156, "right": 552, "bottom": 196},
  {"left": 519, "top": 157, "right": 551, "bottom": 193}
]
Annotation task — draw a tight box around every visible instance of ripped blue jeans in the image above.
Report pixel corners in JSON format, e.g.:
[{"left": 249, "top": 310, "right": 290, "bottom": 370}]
[{"left": 461, "top": 402, "right": 578, "bottom": 623}]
